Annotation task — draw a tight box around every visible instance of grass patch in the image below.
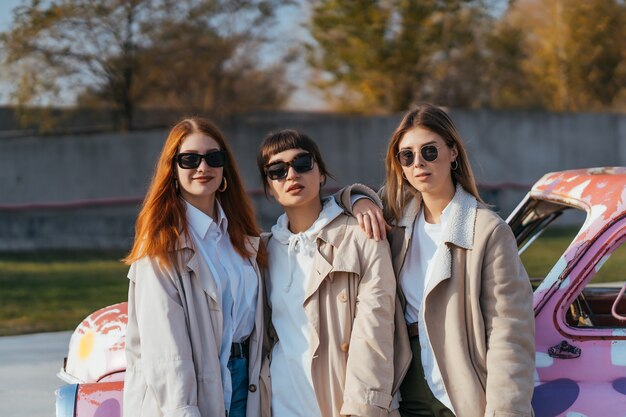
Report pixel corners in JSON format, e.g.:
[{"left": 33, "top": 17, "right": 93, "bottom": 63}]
[
  {"left": 2, "top": 227, "right": 625, "bottom": 336},
  {"left": 520, "top": 227, "right": 578, "bottom": 280},
  {"left": 0, "top": 251, "right": 129, "bottom": 336},
  {"left": 521, "top": 226, "right": 626, "bottom": 284}
]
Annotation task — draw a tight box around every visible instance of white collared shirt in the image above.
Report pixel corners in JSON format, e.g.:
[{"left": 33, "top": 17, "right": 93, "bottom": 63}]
[
  {"left": 184, "top": 200, "right": 258, "bottom": 412},
  {"left": 267, "top": 197, "right": 343, "bottom": 417},
  {"left": 399, "top": 206, "right": 456, "bottom": 415}
]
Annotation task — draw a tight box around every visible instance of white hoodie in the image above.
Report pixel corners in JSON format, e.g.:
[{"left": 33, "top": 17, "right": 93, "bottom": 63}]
[{"left": 267, "top": 197, "right": 343, "bottom": 417}]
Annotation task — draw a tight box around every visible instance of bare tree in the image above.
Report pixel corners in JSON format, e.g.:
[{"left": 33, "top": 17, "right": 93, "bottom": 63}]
[{"left": 1, "top": 0, "right": 293, "bottom": 130}]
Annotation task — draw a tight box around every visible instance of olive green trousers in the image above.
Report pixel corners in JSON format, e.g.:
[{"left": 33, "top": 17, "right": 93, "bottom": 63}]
[{"left": 399, "top": 335, "right": 455, "bottom": 417}]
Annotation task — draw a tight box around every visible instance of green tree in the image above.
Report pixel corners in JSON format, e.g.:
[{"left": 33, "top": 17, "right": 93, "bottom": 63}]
[
  {"left": 308, "top": 0, "right": 626, "bottom": 112},
  {"left": 1, "top": 0, "right": 292, "bottom": 131},
  {"left": 483, "top": 16, "right": 538, "bottom": 108},
  {"left": 307, "top": 0, "right": 392, "bottom": 112},
  {"left": 307, "top": 0, "right": 493, "bottom": 112},
  {"left": 562, "top": 0, "right": 626, "bottom": 109},
  {"left": 504, "top": 0, "right": 626, "bottom": 111},
  {"left": 419, "top": 3, "right": 493, "bottom": 108},
  {"left": 127, "top": 6, "right": 294, "bottom": 119}
]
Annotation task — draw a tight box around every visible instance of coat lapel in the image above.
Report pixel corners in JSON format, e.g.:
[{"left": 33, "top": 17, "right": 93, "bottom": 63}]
[
  {"left": 424, "top": 185, "right": 478, "bottom": 295},
  {"left": 174, "top": 214, "right": 219, "bottom": 304},
  {"left": 244, "top": 235, "right": 261, "bottom": 258},
  {"left": 389, "top": 226, "right": 408, "bottom": 276},
  {"left": 302, "top": 215, "right": 357, "bottom": 360},
  {"left": 186, "top": 247, "right": 219, "bottom": 303},
  {"left": 388, "top": 194, "right": 422, "bottom": 310},
  {"left": 424, "top": 244, "right": 453, "bottom": 295},
  {"left": 305, "top": 249, "right": 334, "bottom": 302},
  {"left": 175, "top": 232, "right": 262, "bottom": 305},
  {"left": 392, "top": 194, "right": 421, "bottom": 273},
  {"left": 246, "top": 235, "right": 264, "bottom": 383},
  {"left": 303, "top": 215, "right": 354, "bottom": 302},
  {"left": 302, "top": 250, "right": 332, "bottom": 358}
]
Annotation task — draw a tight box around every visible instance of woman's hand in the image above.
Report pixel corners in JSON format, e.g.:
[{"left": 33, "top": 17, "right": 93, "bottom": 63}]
[{"left": 354, "top": 199, "right": 390, "bottom": 241}]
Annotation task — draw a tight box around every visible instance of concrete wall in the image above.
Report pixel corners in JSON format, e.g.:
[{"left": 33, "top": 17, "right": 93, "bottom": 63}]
[{"left": 1, "top": 109, "right": 624, "bottom": 251}]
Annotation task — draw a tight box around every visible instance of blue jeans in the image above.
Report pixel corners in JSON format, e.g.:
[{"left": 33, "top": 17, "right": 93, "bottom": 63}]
[{"left": 227, "top": 356, "right": 248, "bottom": 417}]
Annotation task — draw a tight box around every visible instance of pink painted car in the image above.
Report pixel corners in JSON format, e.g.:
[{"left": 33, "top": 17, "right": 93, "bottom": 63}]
[
  {"left": 56, "top": 303, "right": 126, "bottom": 417},
  {"left": 55, "top": 167, "right": 626, "bottom": 417},
  {"left": 507, "top": 167, "right": 626, "bottom": 416}
]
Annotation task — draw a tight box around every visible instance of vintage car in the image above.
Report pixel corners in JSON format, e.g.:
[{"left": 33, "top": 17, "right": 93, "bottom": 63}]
[
  {"left": 56, "top": 302, "right": 126, "bottom": 417},
  {"left": 55, "top": 167, "right": 626, "bottom": 417},
  {"left": 507, "top": 167, "right": 626, "bottom": 416}
]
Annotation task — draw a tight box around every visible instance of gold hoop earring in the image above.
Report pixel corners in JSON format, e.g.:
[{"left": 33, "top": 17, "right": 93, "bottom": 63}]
[
  {"left": 218, "top": 177, "right": 228, "bottom": 192},
  {"left": 451, "top": 160, "right": 458, "bottom": 171},
  {"left": 401, "top": 172, "right": 407, "bottom": 180},
  {"left": 174, "top": 179, "right": 179, "bottom": 193}
]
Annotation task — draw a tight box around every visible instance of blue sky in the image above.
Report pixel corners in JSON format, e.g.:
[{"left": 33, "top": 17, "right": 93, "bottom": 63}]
[
  {"left": 0, "top": 0, "right": 22, "bottom": 31},
  {"left": 0, "top": 0, "right": 24, "bottom": 104}
]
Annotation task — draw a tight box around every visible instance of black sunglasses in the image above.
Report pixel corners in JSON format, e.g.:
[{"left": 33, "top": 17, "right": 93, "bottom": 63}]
[
  {"left": 265, "top": 153, "right": 315, "bottom": 180},
  {"left": 176, "top": 150, "right": 226, "bottom": 169},
  {"left": 396, "top": 145, "right": 439, "bottom": 167}
]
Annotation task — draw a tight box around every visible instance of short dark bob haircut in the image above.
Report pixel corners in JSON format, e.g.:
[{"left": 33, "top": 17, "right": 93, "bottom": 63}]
[{"left": 257, "top": 129, "right": 334, "bottom": 196}]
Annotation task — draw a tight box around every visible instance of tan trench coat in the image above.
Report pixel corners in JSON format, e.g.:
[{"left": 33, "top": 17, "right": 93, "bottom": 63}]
[
  {"left": 338, "top": 184, "right": 535, "bottom": 417},
  {"left": 124, "top": 234, "right": 264, "bottom": 417},
  {"left": 260, "top": 213, "right": 412, "bottom": 417}
]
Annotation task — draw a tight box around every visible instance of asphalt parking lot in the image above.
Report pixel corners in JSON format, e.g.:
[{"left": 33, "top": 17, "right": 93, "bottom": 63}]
[{"left": 0, "top": 331, "right": 72, "bottom": 417}]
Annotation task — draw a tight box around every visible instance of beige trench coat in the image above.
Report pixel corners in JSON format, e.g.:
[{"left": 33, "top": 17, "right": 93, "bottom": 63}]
[
  {"left": 260, "top": 213, "right": 412, "bottom": 417},
  {"left": 338, "top": 184, "right": 535, "bottom": 417},
  {"left": 124, "top": 234, "right": 264, "bottom": 417}
]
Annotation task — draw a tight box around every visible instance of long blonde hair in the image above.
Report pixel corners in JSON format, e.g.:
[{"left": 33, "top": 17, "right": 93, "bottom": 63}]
[
  {"left": 383, "top": 104, "right": 483, "bottom": 222},
  {"left": 124, "top": 117, "right": 266, "bottom": 269}
]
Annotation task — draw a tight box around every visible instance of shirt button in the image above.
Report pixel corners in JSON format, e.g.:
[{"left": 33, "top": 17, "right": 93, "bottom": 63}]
[
  {"left": 338, "top": 292, "right": 348, "bottom": 303},
  {"left": 248, "top": 384, "right": 257, "bottom": 392},
  {"left": 340, "top": 342, "right": 349, "bottom": 352}
]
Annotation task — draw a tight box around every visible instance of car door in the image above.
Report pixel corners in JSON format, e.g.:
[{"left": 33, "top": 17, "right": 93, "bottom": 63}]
[{"left": 532, "top": 217, "right": 626, "bottom": 417}]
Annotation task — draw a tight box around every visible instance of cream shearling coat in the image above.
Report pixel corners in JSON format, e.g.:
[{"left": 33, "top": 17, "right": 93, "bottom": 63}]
[{"left": 337, "top": 184, "right": 535, "bottom": 417}]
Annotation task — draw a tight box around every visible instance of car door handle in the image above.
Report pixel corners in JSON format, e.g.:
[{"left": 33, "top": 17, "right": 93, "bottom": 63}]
[{"left": 548, "top": 340, "right": 581, "bottom": 359}]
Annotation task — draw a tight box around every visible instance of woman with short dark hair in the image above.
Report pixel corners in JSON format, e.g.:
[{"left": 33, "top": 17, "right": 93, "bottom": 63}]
[{"left": 257, "top": 129, "right": 411, "bottom": 417}]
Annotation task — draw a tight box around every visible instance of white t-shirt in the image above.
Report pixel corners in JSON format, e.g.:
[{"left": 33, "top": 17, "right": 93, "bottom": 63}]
[{"left": 399, "top": 206, "right": 456, "bottom": 415}]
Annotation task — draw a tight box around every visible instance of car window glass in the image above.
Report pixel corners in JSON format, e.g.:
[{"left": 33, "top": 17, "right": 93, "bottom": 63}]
[
  {"left": 566, "top": 234, "right": 626, "bottom": 329},
  {"left": 518, "top": 209, "right": 585, "bottom": 291}
]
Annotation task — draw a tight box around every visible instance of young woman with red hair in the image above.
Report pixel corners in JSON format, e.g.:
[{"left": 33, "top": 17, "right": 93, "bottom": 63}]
[{"left": 123, "top": 117, "right": 266, "bottom": 417}]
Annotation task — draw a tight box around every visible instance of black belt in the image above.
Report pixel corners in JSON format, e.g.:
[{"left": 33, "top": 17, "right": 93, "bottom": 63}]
[
  {"left": 407, "top": 322, "right": 419, "bottom": 338},
  {"left": 230, "top": 339, "right": 249, "bottom": 360}
]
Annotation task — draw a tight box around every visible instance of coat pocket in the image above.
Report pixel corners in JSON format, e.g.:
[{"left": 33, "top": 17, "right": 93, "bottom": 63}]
[{"left": 123, "top": 368, "right": 150, "bottom": 417}]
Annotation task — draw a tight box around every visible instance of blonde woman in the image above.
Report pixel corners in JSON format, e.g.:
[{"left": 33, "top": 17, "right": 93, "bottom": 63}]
[{"left": 337, "top": 104, "right": 535, "bottom": 417}]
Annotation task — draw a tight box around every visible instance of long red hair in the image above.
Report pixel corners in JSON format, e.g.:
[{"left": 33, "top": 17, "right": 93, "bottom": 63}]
[{"left": 124, "top": 117, "right": 266, "bottom": 269}]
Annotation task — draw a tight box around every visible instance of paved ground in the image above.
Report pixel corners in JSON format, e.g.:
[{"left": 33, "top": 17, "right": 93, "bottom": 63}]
[{"left": 0, "top": 331, "right": 72, "bottom": 417}]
